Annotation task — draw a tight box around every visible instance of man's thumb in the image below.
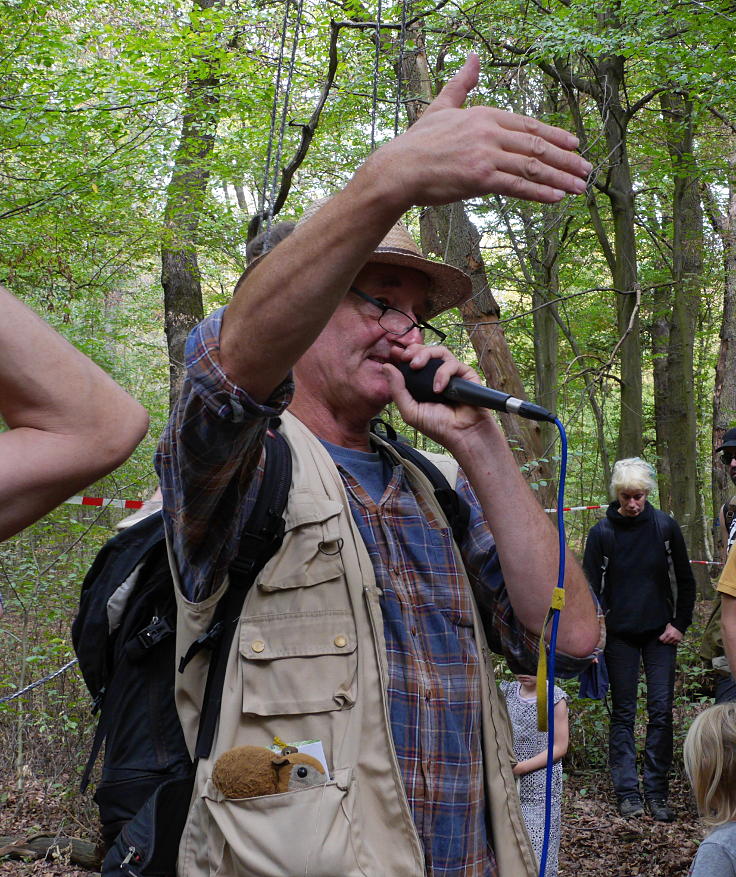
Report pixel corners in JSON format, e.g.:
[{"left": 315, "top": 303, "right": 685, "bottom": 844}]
[{"left": 423, "top": 53, "right": 479, "bottom": 116}]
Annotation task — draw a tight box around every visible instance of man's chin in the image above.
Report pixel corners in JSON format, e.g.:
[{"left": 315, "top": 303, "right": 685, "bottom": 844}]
[{"left": 353, "top": 383, "right": 392, "bottom": 420}]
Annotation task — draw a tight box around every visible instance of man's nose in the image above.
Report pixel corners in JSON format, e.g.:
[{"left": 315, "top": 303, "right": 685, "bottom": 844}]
[{"left": 393, "top": 325, "right": 423, "bottom": 346}]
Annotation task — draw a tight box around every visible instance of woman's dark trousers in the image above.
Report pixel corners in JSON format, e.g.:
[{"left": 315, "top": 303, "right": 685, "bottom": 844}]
[{"left": 605, "top": 632, "right": 677, "bottom": 803}]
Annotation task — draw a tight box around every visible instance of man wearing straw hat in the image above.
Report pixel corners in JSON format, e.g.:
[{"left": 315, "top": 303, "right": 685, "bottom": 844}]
[{"left": 157, "top": 53, "right": 601, "bottom": 877}]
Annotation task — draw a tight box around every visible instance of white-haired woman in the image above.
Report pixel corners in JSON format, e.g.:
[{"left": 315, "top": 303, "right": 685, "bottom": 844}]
[{"left": 583, "top": 458, "right": 695, "bottom": 823}]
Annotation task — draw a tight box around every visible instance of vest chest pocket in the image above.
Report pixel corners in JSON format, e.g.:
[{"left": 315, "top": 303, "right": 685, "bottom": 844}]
[
  {"left": 258, "top": 494, "right": 344, "bottom": 592},
  {"left": 240, "top": 610, "right": 357, "bottom": 716}
]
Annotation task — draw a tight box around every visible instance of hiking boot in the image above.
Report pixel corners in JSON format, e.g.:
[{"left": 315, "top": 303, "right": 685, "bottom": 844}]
[
  {"left": 618, "top": 797, "right": 645, "bottom": 817},
  {"left": 646, "top": 799, "right": 674, "bottom": 822}
]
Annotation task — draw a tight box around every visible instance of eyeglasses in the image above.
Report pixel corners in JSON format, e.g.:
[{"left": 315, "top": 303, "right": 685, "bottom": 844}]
[
  {"left": 349, "top": 287, "right": 446, "bottom": 344},
  {"left": 722, "top": 451, "right": 736, "bottom": 465}
]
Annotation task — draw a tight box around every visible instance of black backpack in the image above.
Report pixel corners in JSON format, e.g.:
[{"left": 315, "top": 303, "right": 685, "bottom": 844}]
[
  {"left": 73, "top": 421, "right": 469, "bottom": 876},
  {"left": 73, "top": 427, "right": 292, "bottom": 875}
]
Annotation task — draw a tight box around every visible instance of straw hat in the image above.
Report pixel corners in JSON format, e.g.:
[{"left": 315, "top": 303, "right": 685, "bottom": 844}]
[
  {"left": 240, "top": 197, "right": 472, "bottom": 320},
  {"left": 297, "top": 197, "right": 472, "bottom": 319}
]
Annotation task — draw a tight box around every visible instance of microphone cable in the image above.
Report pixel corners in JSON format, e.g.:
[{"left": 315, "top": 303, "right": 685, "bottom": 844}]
[{"left": 535, "top": 417, "right": 568, "bottom": 877}]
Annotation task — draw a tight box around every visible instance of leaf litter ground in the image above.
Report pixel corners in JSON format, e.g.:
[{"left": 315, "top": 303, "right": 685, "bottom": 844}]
[{"left": 0, "top": 770, "right": 706, "bottom": 875}]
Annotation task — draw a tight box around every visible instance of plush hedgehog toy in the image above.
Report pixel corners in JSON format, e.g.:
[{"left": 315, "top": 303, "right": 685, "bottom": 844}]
[{"left": 212, "top": 745, "right": 326, "bottom": 799}]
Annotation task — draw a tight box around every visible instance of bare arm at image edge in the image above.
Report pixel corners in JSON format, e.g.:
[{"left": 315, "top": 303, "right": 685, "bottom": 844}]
[{"left": 0, "top": 287, "right": 149, "bottom": 541}]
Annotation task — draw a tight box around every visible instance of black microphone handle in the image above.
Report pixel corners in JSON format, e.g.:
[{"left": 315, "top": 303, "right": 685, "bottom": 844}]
[{"left": 395, "top": 359, "right": 556, "bottom": 423}]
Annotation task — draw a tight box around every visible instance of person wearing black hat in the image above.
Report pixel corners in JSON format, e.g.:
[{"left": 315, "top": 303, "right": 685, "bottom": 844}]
[{"left": 712, "top": 428, "right": 736, "bottom": 701}]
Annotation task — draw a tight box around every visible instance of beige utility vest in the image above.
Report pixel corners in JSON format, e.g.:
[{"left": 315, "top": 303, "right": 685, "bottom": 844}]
[{"left": 172, "top": 411, "right": 536, "bottom": 877}]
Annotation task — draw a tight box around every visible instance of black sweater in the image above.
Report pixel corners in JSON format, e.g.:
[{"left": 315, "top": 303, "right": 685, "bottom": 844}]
[{"left": 582, "top": 501, "right": 695, "bottom": 638}]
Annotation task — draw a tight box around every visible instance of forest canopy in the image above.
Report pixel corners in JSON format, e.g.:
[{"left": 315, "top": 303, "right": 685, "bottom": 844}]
[
  {"left": 1, "top": 4, "right": 735, "bottom": 869},
  {"left": 1, "top": 0, "right": 735, "bottom": 560}
]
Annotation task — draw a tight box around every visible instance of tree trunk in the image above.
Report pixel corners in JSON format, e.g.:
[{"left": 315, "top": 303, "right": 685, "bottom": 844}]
[
  {"left": 595, "top": 55, "right": 642, "bottom": 458},
  {"left": 420, "top": 203, "right": 557, "bottom": 508},
  {"left": 551, "top": 42, "right": 643, "bottom": 460},
  {"left": 659, "top": 90, "right": 708, "bottom": 589},
  {"left": 161, "top": 0, "right": 220, "bottom": 410},
  {"left": 707, "top": 135, "right": 736, "bottom": 525},
  {"left": 398, "top": 36, "right": 556, "bottom": 506},
  {"left": 651, "top": 277, "right": 672, "bottom": 508},
  {"left": 0, "top": 835, "right": 101, "bottom": 869},
  {"left": 523, "top": 205, "right": 560, "bottom": 471}
]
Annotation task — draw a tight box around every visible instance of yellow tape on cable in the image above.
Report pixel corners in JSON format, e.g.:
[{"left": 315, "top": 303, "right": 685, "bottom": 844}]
[{"left": 536, "top": 588, "right": 566, "bottom": 731}]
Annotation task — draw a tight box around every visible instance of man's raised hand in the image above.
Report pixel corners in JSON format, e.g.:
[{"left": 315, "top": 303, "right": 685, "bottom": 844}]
[{"left": 370, "top": 52, "right": 592, "bottom": 209}]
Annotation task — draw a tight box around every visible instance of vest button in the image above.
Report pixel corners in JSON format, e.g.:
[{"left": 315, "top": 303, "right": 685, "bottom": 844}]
[
  {"left": 251, "top": 640, "right": 265, "bottom": 653},
  {"left": 334, "top": 634, "right": 348, "bottom": 648}
]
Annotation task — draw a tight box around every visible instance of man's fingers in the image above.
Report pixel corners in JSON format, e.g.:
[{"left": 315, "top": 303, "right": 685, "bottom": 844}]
[
  {"left": 494, "top": 123, "right": 592, "bottom": 179},
  {"left": 423, "top": 53, "right": 480, "bottom": 117},
  {"left": 480, "top": 170, "right": 571, "bottom": 204},
  {"left": 488, "top": 107, "right": 581, "bottom": 152}
]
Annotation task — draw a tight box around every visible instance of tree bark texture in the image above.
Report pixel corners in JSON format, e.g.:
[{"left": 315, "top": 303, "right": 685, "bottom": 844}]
[
  {"left": 659, "top": 90, "right": 708, "bottom": 588},
  {"left": 160, "top": 0, "right": 219, "bottom": 410},
  {"left": 396, "top": 36, "right": 557, "bottom": 507},
  {"left": 707, "top": 135, "right": 736, "bottom": 522}
]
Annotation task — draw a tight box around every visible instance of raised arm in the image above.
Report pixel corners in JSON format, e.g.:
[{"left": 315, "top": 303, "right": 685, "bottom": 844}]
[
  {"left": 218, "top": 53, "right": 591, "bottom": 402},
  {"left": 0, "top": 287, "right": 149, "bottom": 540}
]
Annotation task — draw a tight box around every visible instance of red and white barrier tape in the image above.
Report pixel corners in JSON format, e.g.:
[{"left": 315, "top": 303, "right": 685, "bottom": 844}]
[
  {"left": 63, "top": 495, "right": 725, "bottom": 567},
  {"left": 544, "top": 504, "right": 604, "bottom": 513},
  {"left": 68, "top": 495, "right": 607, "bottom": 515},
  {"left": 66, "top": 495, "right": 143, "bottom": 510}
]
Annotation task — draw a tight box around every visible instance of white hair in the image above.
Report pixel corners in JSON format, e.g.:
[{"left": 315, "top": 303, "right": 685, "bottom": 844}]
[{"left": 609, "top": 457, "right": 656, "bottom": 500}]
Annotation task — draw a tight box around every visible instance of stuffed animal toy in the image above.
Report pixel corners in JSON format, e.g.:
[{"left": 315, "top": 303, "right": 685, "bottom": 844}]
[{"left": 212, "top": 745, "right": 326, "bottom": 799}]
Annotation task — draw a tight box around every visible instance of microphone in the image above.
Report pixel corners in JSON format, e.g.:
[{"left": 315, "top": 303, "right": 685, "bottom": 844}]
[{"left": 394, "top": 359, "right": 556, "bottom": 424}]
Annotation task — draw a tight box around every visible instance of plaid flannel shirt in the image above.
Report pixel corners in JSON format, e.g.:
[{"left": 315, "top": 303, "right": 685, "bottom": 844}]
[{"left": 156, "top": 307, "right": 598, "bottom": 877}]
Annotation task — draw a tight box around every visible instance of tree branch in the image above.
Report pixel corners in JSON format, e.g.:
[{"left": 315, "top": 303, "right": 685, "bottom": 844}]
[
  {"left": 626, "top": 87, "right": 668, "bottom": 121},
  {"left": 248, "top": 19, "right": 341, "bottom": 238}
]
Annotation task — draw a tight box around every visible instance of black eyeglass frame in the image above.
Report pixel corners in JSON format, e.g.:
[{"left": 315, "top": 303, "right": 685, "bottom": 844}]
[
  {"left": 349, "top": 286, "right": 447, "bottom": 345},
  {"left": 721, "top": 450, "right": 736, "bottom": 465}
]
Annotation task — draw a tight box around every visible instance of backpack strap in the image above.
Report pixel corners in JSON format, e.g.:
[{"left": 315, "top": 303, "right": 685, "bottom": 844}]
[
  {"left": 596, "top": 517, "right": 615, "bottom": 608},
  {"left": 653, "top": 510, "right": 678, "bottom": 616},
  {"left": 725, "top": 497, "right": 736, "bottom": 553},
  {"left": 369, "top": 419, "right": 470, "bottom": 544},
  {"left": 193, "top": 424, "right": 292, "bottom": 760}
]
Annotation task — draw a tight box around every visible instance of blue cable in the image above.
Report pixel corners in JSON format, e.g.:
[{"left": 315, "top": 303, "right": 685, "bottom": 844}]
[{"left": 537, "top": 417, "right": 567, "bottom": 877}]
